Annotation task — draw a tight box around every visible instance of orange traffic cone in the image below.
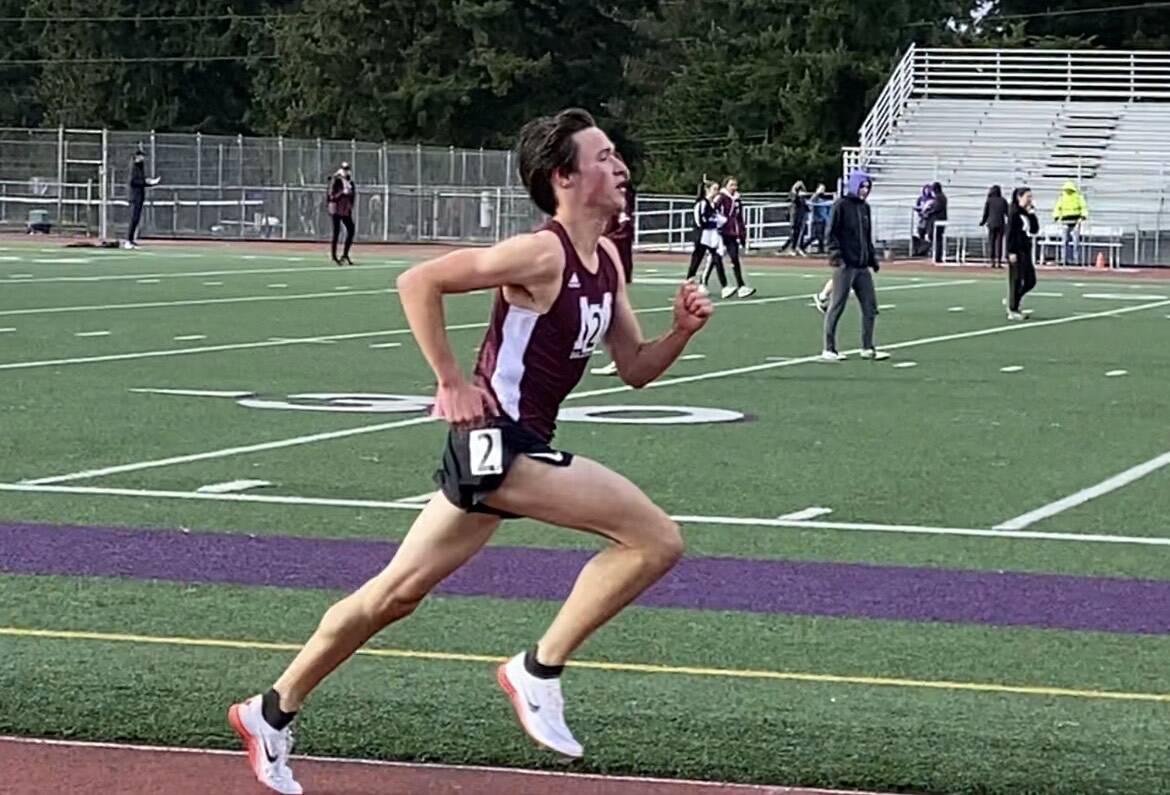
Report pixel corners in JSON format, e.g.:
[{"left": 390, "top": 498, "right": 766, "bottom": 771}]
[{"left": 1095, "top": 252, "right": 1107, "bottom": 270}]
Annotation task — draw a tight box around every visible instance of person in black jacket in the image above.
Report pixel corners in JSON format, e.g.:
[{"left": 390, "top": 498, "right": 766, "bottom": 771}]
[
  {"left": 980, "top": 185, "right": 1009, "bottom": 269},
  {"left": 925, "top": 181, "right": 948, "bottom": 264},
  {"left": 125, "top": 146, "right": 160, "bottom": 248},
  {"left": 1005, "top": 186, "right": 1039, "bottom": 320},
  {"left": 822, "top": 169, "right": 887, "bottom": 361},
  {"left": 685, "top": 180, "right": 728, "bottom": 295},
  {"left": 779, "top": 180, "right": 809, "bottom": 257}
]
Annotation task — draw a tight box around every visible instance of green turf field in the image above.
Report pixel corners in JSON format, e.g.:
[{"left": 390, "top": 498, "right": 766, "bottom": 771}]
[{"left": 1, "top": 239, "right": 1168, "bottom": 794}]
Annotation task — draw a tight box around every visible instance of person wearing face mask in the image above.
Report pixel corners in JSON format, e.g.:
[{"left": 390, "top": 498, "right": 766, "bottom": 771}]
[
  {"left": 124, "top": 146, "right": 161, "bottom": 249},
  {"left": 327, "top": 161, "right": 357, "bottom": 265},
  {"left": 821, "top": 169, "right": 888, "bottom": 362}
]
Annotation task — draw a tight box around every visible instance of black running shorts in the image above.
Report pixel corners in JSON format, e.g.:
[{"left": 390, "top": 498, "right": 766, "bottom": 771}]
[{"left": 434, "top": 415, "right": 574, "bottom": 519}]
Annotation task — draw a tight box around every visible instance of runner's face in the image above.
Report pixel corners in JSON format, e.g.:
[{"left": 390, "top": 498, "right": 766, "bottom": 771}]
[{"left": 568, "top": 126, "right": 628, "bottom": 215}]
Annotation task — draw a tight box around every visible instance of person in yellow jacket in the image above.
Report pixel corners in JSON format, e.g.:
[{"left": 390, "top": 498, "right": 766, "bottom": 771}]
[{"left": 1053, "top": 181, "right": 1088, "bottom": 266}]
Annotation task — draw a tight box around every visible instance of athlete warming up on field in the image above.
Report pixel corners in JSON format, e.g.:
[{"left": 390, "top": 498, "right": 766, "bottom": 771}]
[{"left": 227, "top": 108, "right": 714, "bottom": 795}]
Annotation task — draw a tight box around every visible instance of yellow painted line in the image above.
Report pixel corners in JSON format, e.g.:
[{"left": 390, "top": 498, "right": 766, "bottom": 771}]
[{"left": 2, "top": 626, "right": 1167, "bottom": 704}]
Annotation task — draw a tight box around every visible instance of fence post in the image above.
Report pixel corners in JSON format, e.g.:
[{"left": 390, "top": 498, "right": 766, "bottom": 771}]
[
  {"left": 195, "top": 132, "right": 202, "bottom": 234},
  {"left": 217, "top": 143, "right": 225, "bottom": 225},
  {"left": 99, "top": 128, "right": 109, "bottom": 241},
  {"left": 381, "top": 143, "right": 390, "bottom": 242},
  {"left": 281, "top": 185, "right": 288, "bottom": 240},
  {"left": 56, "top": 125, "right": 64, "bottom": 225},
  {"left": 493, "top": 188, "right": 503, "bottom": 241},
  {"left": 149, "top": 130, "right": 157, "bottom": 233},
  {"left": 238, "top": 134, "right": 245, "bottom": 238},
  {"left": 415, "top": 143, "right": 423, "bottom": 240}
]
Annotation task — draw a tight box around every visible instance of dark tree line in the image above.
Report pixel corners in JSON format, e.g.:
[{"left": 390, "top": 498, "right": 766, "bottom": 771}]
[{"left": 1, "top": 0, "right": 1165, "bottom": 190}]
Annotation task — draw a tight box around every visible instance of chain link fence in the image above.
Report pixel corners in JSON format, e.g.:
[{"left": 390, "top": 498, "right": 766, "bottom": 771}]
[{"left": 0, "top": 127, "right": 545, "bottom": 244}]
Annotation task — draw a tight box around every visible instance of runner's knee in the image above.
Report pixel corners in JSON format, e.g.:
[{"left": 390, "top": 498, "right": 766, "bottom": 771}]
[{"left": 637, "top": 514, "right": 685, "bottom": 571}]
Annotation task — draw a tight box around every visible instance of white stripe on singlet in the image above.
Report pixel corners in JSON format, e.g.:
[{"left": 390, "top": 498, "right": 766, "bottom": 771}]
[{"left": 490, "top": 304, "right": 540, "bottom": 420}]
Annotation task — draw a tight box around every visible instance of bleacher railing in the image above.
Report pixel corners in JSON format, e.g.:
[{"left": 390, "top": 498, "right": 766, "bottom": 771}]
[
  {"left": 856, "top": 46, "right": 1170, "bottom": 162},
  {"left": 859, "top": 44, "right": 918, "bottom": 159},
  {"left": 916, "top": 48, "right": 1170, "bottom": 102}
]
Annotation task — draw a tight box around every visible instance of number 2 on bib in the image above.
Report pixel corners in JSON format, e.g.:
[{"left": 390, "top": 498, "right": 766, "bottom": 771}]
[
  {"left": 571, "top": 293, "right": 613, "bottom": 359},
  {"left": 468, "top": 428, "right": 503, "bottom": 476}
]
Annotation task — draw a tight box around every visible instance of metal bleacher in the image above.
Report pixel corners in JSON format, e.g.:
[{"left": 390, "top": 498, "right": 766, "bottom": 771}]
[{"left": 844, "top": 46, "right": 1170, "bottom": 266}]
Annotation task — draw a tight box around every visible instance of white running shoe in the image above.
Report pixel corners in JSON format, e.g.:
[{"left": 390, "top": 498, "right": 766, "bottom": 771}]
[
  {"left": 860, "top": 348, "right": 890, "bottom": 361},
  {"left": 228, "top": 696, "right": 303, "bottom": 795},
  {"left": 821, "top": 350, "right": 846, "bottom": 362},
  {"left": 590, "top": 361, "right": 619, "bottom": 376},
  {"left": 1006, "top": 311, "right": 1023, "bottom": 321},
  {"left": 497, "top": 652, "right": 583, "bottom": 759},
  {"left": 720, "top": 285, "right": 737, "bottom": 299},
  {"left": 736, "top": 285, "right": 756, "bottom": 298}
]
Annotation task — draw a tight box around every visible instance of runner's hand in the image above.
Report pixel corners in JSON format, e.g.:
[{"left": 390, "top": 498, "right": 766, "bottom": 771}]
[
  {"left": 673, "top": 281, "right": 713, "bottom": 334},
  {"left": 433, "top": 378, "right": 498, "bottom": 427}
]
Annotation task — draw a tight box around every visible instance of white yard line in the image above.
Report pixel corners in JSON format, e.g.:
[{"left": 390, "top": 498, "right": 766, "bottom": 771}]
[
  {"left": 570, "top": 298, "right": 1170, "bottom": 400},
  {"left": 777, "top": 506, "right": 833, "bottom": 521},
  {"left": 129, "top": 388, "right": 253, "bottom": 398},
  {"left": 0, "top": 328, "right": 445, "bottom": 372},
  {"left": 18, "top": 289, "right": 1159, "bottom": 486},
  {"left": 994, "top": 449, "right": 1170, "bottom": 530},
  {"left": 1083, "top": 292, "right": 1169, "bottom": 301},
  {"left": 0, "top": 281, "right": 960, "bottom": 373},
  {"left": 21, "top": 416, "right": 437, "bottom": 485},
  {"left": 0, "top": 262, "right": 409, "bottom": 284},
  {"left": 195, "top": 479, "right": 272, "bottom": 494},
  {"left": 395, "top": 490, "right": 439, "bottom": 504},
  {"left": 0, "top": 288, "right": 397, "bottom": 318},
  {"left": 2, "top": 481, "right": 1169, "bottom": 547}
]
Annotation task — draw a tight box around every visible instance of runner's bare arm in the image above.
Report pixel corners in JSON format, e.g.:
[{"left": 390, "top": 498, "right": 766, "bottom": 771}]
[
  {"left": 396, "top": 233, "right": 562, "bottom": 387},
  {"left": 603, "top": 257, "right": 712, "bottom": 388}
]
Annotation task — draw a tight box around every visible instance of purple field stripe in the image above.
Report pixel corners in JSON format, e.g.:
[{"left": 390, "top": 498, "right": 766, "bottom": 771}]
[{"left": 2, "top": 522, "right": 1170, "bottom": 635}]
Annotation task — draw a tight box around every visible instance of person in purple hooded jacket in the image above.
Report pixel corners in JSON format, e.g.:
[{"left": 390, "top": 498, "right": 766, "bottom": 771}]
[{"left": 821, "top": 169, "right": 888, "bottom": 362}]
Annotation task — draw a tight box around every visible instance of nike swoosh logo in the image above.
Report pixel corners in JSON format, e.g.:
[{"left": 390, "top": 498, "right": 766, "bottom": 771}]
[
  {"left": 527, "top": 451, "right": 564, "bottom": 463},
  {"left": 526, "top": 700, "right": 541, "bottom": 713},
  {"left": 262, "top": 734, "right": 279, "bottom": 764}
]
